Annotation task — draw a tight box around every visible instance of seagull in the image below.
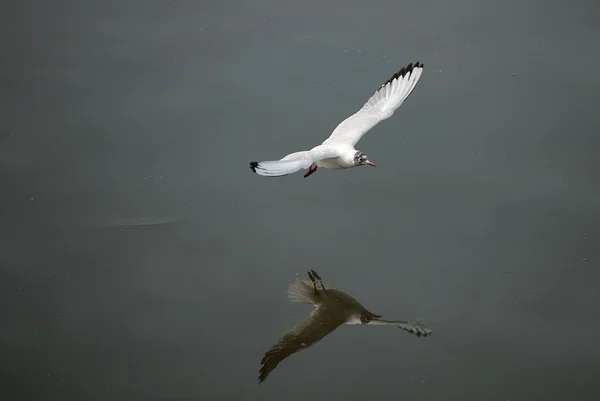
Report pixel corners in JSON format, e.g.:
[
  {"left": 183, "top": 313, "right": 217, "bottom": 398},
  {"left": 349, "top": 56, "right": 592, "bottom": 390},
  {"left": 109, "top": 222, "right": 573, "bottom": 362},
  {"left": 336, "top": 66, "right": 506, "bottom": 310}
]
[
  {"left": 258, "top": 270, "right": 432, "bottom": 383},
  {"left": 250, "top": 61, "right": 424, "bottom": 178}
]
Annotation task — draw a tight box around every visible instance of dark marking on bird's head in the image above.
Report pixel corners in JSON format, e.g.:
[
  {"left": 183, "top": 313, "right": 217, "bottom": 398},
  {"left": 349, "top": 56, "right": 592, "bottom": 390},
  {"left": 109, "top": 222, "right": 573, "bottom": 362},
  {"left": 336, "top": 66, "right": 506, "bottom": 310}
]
[
  {"left": 354, "top": 151, "right": 376, "bottom": 168},
  {"left": 353, "top": 151, "right": 367, "bottom": 165}
]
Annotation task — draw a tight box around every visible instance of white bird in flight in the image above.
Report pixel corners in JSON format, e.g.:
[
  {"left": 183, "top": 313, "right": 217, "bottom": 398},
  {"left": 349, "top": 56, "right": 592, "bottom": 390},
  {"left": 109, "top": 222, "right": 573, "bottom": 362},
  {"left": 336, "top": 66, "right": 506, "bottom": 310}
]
[
  {"left": 250, "top": 61, "right": 424, "bottom": 178},
  {"left": 258, "top": 269, "right": 432, "bottom": 383}
]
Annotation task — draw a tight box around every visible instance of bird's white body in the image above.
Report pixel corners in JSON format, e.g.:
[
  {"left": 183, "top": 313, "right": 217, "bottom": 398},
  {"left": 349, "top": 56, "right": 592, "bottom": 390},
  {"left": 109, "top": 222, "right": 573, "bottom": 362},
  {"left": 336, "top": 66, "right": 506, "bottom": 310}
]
[
  {"left": 250, "top": 62, "right": 425, "bottom": 178},
  {"left": 310, "top": 144, "right": 355, "bottom": 170},
  {"left": 344, "top": 315, "right": 364, "bottom": 325}
]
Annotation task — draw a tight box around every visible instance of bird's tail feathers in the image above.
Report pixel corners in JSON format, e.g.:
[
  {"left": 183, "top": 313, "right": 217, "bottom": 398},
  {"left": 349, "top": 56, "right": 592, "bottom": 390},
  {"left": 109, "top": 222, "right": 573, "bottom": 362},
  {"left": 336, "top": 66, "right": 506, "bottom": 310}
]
[
  {"left": 287, "top": 279, "right": 318, "bottom": 304},
  {"left": 369, "top": 318, "right": 432, "bottom": 337}
]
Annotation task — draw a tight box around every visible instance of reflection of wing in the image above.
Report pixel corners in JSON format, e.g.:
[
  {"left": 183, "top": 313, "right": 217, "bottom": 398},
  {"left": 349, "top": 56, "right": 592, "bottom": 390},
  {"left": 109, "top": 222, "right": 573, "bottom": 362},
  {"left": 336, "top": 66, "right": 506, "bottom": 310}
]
[
  {"left": 368, "top": 318, "right": 432, "bottom": 337},
  {"left": 259, "top": 306, "right": 345, "bottom": 383}
]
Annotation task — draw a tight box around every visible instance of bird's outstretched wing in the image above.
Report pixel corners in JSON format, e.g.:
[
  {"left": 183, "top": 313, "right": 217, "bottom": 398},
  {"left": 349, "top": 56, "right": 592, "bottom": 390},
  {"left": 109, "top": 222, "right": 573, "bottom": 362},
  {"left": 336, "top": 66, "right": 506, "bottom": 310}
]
[
  {"left": 259, "top": 306, "right": 345, "bottom": 383},
  {"left": 322, "top": 62, "right": 424, "bottom": 148},
  {"left": 250, "top": 148, "right": 339, "bottom": 177},
  {"left": 368, "top": 318, "right": 432, "bottom": 337}
]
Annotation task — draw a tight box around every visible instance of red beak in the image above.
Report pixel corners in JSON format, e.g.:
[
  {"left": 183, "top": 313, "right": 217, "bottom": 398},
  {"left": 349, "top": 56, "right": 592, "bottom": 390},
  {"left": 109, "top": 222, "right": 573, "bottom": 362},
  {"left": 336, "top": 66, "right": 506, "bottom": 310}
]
[{"left": 366, "top": 160, "right": 376, "bottom": 167}]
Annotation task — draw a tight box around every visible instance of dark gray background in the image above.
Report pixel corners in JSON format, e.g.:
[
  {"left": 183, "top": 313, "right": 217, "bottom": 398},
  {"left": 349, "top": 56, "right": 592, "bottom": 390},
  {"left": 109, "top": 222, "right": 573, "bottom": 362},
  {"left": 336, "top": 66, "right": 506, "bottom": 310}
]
[{"left": 1, "top": 0, "right": 599, "bottom": 400}]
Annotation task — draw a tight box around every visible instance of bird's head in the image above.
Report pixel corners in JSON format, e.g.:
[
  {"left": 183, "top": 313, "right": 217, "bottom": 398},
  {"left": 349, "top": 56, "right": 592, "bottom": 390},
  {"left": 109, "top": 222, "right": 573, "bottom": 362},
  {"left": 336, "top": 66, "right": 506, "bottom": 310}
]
[{"left": 353, "top": 151, "right": 376, "bottom": 168}]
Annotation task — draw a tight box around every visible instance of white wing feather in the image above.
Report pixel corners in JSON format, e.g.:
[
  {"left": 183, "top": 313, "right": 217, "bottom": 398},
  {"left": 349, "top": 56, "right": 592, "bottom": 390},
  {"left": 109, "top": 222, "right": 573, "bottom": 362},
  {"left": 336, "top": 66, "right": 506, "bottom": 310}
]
[
  {"left": 250, "top": 147, "right": 340, "bottom": 177},
  {"left": 322, "top": 62, "right": 424, "bottom": 147}
]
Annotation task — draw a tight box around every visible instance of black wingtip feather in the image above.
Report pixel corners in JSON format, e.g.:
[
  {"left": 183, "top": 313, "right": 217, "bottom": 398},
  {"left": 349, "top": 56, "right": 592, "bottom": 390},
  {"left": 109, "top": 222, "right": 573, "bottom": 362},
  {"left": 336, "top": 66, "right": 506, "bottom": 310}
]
[
  {"left": 381, "top": 61, "right": 423, "bottom": 88},
  {"left": 249, "top": 161, "right": 258, "bottom": 173}
]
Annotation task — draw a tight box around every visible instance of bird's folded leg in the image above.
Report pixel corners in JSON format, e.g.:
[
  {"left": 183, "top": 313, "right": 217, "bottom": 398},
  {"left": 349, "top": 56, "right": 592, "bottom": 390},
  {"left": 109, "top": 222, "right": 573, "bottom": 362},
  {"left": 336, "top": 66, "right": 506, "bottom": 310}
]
[
  {"left": 307, "top": 270, "right": 318, "bottom": 293},
  {"left": 309, "top": 270, "right": 326, "bottom": 291},
  {"left": 304, "top": 163, "right": 318, "bottom": 178}
]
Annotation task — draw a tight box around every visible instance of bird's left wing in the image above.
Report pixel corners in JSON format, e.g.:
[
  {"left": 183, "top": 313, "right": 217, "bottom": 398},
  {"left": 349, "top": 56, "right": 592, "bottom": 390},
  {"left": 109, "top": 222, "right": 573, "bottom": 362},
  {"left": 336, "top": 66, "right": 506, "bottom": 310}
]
[
  {"left": 250, "top": 148, "right": 339, "bottom": 177},
  {"left": 259, "top": 306, "right": 345, "bottom": 383},
  {"left": 322, "top": 62, "right": 424, "bottom": 148}
]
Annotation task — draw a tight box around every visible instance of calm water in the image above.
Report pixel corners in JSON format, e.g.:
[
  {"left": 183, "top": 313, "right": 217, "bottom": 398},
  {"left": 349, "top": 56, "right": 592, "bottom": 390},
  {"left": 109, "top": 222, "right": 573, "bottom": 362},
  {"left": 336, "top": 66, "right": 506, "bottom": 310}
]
[{"left": 1, "top": 1, "right": 599, "bottom": 400}]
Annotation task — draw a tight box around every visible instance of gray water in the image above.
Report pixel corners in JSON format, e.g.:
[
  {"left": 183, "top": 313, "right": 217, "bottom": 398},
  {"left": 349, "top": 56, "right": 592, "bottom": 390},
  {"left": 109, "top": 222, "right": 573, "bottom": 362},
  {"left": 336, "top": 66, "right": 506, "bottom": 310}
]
[{"left": 1, "top": 1, "right": 600, "bottom": 400}]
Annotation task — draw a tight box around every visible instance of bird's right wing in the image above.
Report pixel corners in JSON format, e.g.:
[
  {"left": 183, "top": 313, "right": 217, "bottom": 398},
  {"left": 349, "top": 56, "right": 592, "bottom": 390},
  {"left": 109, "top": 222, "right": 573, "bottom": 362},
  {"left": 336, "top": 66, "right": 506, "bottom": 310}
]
[
  {"left": 259, "top": 306, "right": 345, "bottom": 383},
  {"left": 322, "top": 62, "right": 424, "bottom": 148},
  {"left": 250, "top": 148, "right": 339, "bottom": 177},
  {"left": 368, "top": 318, "right": 432, "bottom": 337}
]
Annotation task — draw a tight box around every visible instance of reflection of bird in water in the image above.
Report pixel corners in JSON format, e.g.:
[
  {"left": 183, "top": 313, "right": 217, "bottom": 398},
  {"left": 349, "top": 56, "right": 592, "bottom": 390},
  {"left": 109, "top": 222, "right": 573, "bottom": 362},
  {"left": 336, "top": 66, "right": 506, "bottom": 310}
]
[{"left": 259, "top": 270, "right": 432, "bottom": 383}]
